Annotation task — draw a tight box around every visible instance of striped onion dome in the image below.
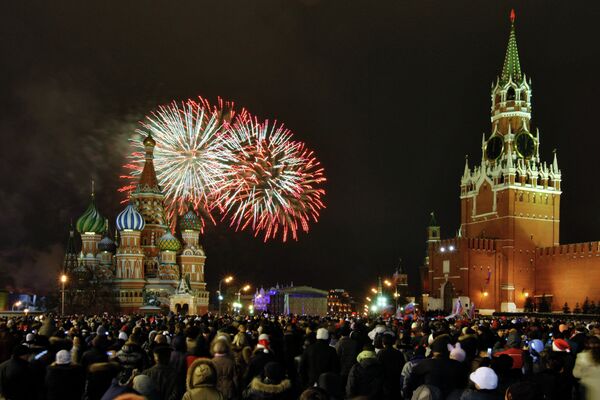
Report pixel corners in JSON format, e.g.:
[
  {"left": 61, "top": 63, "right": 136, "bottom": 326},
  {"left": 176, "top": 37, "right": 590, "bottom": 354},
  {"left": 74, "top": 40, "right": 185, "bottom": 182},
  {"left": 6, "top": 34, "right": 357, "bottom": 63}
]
[
  {"left": 179, "top": 208, "right": 202, "bottom": 232},
  {"left": 98, "top": 235, "right": 116, "bottom": 253},
  {"left": 157, "top": 231, "right": 181, "bottom": 252},
  {"left": 116, "top": 203, "right": 145, "bottom": 231},
  {"left": 76, "top": 198, "right": 104, "bottom": 234}
]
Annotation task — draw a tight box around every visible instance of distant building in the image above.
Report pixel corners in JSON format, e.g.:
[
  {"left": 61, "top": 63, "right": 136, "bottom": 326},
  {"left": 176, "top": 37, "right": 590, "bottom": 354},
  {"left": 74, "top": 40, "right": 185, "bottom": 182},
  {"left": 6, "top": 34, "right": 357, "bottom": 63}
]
[
  {"left": 328, "top": 289, "right": 353, "bottom": 314},
  {"left": 258, "top": 285, "right": 328, "bottom": 315}
]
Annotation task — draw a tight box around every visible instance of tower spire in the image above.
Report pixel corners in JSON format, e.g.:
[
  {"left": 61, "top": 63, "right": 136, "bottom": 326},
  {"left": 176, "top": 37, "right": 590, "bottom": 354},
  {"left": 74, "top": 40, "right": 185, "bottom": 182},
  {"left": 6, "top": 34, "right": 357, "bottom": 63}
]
[
  {"left": 136, "top": 134, "right": 161, "bottom": 193},
  {"left": 501, "top": 9, "right": 522, "bottom": 84}
]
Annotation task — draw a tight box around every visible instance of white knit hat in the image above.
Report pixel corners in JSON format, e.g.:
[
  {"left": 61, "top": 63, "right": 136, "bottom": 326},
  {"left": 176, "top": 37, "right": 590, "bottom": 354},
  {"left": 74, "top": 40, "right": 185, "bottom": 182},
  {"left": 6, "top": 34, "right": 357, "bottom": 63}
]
[
  {"left": 118, "top": 331, "right": 128, "bottom": 341},
  {"left": 470, "top": 367, "right": 498, "bottom": 390},
  {"left": 449, "top": 342, "right": 466, "bottom": 362},
  {"left": 55, "top": 350, "right": 71, "bottom": 365},
  {"left": 316, "top": 328, "right": 329, "bottom": 340}
]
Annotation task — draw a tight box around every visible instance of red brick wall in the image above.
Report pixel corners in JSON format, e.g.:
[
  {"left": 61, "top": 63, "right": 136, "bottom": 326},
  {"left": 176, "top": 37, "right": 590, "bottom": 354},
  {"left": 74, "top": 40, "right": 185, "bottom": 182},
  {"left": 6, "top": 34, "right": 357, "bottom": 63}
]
[{"left": 536, "top": 243, "right": 600, "bottom": 309}]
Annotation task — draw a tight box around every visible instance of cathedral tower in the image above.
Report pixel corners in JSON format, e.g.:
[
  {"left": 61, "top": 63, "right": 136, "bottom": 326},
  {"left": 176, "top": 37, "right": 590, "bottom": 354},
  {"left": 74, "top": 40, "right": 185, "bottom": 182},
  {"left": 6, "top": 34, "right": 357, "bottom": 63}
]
[
  {"left": 130, "top": 134, "right": 168, "bottom": 278},
  {"left": 114, "top": 202, "right": 146, "bottom": 312}
]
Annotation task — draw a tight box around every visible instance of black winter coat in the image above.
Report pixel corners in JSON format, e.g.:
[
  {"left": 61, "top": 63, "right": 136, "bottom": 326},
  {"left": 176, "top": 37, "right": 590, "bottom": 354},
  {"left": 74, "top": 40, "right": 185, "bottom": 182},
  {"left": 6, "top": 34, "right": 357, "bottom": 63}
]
[
  {"left": 0, "top": 356, "right": 34, "bottom": 400},
  {"left": 45, "top": 363, "right": 86, "bottom": 400},
  {"left": 345, "top": 358, "right": 384, "bottom": 399},
  {"left": 300, "top": 340, "right": 340, "bottom": 387},
  {"left": 459, "top": 388, "right": 503, "bottom": 400},
  {"left": 142, "top": 364, "right": 179, "bottom": 400},
  {"left": 335, "top": 337, "right": 358, "bottom": 378},
  {"left": 377, "top": 347, "right": 405, "bottom": 399}
]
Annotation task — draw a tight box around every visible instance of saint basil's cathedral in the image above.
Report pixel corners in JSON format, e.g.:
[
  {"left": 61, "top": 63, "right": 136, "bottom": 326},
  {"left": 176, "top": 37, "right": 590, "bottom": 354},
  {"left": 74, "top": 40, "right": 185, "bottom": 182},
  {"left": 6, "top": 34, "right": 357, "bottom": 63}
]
[
  {"left": 422, "top": 11, "right": 600, "bottom": 313},
  {"left": 63, "top": 134, "right": 209, "bottom": 314}
]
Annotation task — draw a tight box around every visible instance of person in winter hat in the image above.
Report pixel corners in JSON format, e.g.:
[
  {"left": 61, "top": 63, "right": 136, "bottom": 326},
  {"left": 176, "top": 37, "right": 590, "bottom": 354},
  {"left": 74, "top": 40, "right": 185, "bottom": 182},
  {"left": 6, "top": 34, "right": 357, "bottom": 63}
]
[
  {"left": 211, "top": 337, "right": 237, "bottom": 400},
  {"left": 243, "top": 361, "right": 293, "bottom": 400},
  {"left": 183, "top": 358, "right": 224, "bottom": 400},
  {"left": 405, "top": 334, "right": 469, "bottom": 399},
  {"left": 244, "top": 334, "right": 275, "bottom": 388},
  {"left": 523, "top": 339, "right": 545, "bottom": 376},
  {"left": 346, "top": 344, "right": 384, "bottom": 399},
  {"left": 300, "top": 328, "right": 340, "bottom": 388}
]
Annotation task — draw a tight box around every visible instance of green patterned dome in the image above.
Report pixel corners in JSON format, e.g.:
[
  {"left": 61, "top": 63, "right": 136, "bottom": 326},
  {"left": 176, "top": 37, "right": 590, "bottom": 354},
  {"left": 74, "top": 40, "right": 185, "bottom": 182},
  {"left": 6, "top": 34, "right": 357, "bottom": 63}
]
[
  {"left": 158, "top": 231, "right": 181, "bottom": 252},
  {"left": 76, "top": 197, "right": 105, "bottom": 234},
  {"left": 179, "top": 208, "right": 202, "bottom": 232}
]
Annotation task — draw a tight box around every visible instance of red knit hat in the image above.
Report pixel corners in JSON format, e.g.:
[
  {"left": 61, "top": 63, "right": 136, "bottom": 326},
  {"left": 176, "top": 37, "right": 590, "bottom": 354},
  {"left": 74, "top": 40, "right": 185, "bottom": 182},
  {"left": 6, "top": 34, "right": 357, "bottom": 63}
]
[{"left": 552, "top": 338, "right": 571, "bottom": 352}]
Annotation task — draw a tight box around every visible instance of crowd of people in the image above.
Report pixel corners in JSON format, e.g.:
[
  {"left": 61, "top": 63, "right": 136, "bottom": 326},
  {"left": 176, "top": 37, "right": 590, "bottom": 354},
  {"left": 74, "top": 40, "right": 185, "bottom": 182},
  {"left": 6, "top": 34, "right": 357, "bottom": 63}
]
[{"left": 0, "top": 312, "right": 598, "bottom": 400}]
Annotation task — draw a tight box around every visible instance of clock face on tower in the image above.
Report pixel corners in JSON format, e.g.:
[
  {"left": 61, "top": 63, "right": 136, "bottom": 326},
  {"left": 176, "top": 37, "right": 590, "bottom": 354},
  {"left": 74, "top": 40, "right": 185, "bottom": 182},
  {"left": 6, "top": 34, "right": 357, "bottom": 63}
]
[
  {"left": 515, "top": 132, "right": 536, "bottom": 158},
  {"left": 485, "top": 135, "right": 504, "bottom": 161}
]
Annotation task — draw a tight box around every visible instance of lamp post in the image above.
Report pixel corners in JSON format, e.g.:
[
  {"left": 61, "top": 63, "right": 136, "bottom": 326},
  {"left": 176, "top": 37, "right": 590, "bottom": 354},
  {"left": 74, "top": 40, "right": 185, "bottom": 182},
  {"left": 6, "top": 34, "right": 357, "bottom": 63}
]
[
  {"left": 234, "top": 285, "right": 251, "bottom": 314},
  {"left": 217, "top": 276, "right": 233, "bottom": 315},
  {"left": 60, "top": 274, "right": 67, "bottom": 315}
]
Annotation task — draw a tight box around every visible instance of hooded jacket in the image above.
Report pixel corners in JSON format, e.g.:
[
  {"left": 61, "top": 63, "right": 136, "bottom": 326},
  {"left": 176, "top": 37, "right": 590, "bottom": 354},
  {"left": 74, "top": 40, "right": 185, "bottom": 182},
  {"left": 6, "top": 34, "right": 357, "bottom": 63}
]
[
  {"left": 183, "top": 358, "right": 224, "bottom": 400},
  {"left": 346, "top": 351, "right": 384, "bottom": 399},
  {"left": 243, "top": 377, "right": 293, "bottom": 400}
]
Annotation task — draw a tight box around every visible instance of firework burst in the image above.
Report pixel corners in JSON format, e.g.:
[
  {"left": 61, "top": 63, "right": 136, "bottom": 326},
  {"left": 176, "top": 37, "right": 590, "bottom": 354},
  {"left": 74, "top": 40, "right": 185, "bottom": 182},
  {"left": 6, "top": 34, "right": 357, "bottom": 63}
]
[
  {"left": 121, "top": 98, "right": 236, "bottom": 231},
  {"left": 217, "top": 114, "right": 326, "bottom": 241}
]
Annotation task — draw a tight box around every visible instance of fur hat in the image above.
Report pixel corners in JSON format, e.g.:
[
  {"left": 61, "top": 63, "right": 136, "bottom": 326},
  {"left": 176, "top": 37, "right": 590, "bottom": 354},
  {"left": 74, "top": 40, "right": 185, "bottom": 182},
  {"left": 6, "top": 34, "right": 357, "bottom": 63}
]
[
  {"left": 448, "top": 342, "right": 466, "bottom": 362},
  {"left": 55, "top": 349, "right": 71, "bottom": 365},
  {"left": 316, "top": 328, "right": 329, "bottom": 340},
  {"left": 470, "top": 366, "right": 498, "bottom": 390}
]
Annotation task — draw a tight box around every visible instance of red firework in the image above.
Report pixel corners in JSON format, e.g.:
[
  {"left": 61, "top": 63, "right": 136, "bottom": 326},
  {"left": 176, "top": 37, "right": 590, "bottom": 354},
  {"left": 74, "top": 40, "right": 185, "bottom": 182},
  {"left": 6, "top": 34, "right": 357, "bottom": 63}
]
[{"left": 217, "top": 113, "right": 326, "bottom": 241}]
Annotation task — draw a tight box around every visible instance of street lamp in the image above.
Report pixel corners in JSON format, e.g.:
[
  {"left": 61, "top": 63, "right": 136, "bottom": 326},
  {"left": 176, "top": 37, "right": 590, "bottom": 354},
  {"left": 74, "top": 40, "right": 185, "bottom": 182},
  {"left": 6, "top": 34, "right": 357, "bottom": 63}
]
[
  {"left": 235, "top": 284, "right": 251, "bottom": 314},
  {"left": 217, "top": 276, "right": 233, "bottom": 315},
  {"left": 60, "top": 274, "right": 67, "bottom": 315},
  {"left": 371, "top": 288, "right": 377, "bottom": 294}
]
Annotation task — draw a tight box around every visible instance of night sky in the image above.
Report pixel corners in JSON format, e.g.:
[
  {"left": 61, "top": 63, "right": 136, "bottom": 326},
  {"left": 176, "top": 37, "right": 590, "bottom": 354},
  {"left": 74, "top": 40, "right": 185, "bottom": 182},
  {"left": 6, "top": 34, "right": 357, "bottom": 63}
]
[{"left": 2, "top": 1, "right": 600, "bottom": 301}]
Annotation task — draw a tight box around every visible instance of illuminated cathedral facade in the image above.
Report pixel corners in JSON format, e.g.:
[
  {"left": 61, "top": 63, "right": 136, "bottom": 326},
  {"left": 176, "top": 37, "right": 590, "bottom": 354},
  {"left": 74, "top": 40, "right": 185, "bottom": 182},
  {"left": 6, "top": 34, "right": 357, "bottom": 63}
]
[
  {"left": 421, "top": 11, "right": 600, "bottom": 313},
  {"left": 65, "top": 134, "right": 209, "bottom": 314}
]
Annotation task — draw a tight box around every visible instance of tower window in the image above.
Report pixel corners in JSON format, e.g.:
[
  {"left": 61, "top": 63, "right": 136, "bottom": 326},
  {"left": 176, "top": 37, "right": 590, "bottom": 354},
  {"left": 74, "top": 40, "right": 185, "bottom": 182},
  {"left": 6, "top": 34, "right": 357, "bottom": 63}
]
[{"left": 506, "top": 87, "right": 516, "bottom": 101}]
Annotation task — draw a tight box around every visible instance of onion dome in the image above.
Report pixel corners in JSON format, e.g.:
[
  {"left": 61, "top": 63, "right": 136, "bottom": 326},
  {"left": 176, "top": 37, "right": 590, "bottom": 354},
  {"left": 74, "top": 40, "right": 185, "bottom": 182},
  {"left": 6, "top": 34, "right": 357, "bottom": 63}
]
[
  {"left": 98, "top": 235, "right": 116, "bottom": 253},
  {"left": 76, "top": 197, "right": 104, "bottom": 234},
  {"left": 143, "top": 134, "right": 156, "bottom": 147},
  {"left": 116, "top": 203, "right": 146, "bottom": 231},
  {"left": 157, "top": 231, "right": 181, "bottom": 252},
  {"left": 179, "top": 207, "right": 202, "bottom": 232}
]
